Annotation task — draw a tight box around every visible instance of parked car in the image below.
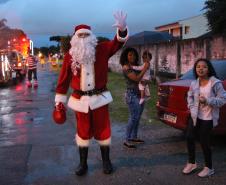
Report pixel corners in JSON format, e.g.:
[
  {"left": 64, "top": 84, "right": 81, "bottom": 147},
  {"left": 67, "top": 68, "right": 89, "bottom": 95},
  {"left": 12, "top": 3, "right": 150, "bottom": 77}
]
[{"left": 156, "top": 60, "right": 226, "bottom": 135}]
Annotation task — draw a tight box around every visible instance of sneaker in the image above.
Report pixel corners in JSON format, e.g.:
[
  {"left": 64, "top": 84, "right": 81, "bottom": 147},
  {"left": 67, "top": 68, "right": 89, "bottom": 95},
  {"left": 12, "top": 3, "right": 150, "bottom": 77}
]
[
  {"left": 33, "top": 80, "right": 38, "bottom": 88},
  {"left": 139, "top": 98, "right": 145, "bottom": 104},
  {"left": 182, "top": 163, "right": 197, "bottom": 174},
  {"left": 123, "top": 141, "right": 136, "bottom": 148},
  {"left": 26, "top": 81, "right": 32, "bottom": 88},
  {"left": 198, "top": 167, "right": 214, "bottom": 177},
  {"left": 128, "top": 138, "right": 145, "bottom": 144}
]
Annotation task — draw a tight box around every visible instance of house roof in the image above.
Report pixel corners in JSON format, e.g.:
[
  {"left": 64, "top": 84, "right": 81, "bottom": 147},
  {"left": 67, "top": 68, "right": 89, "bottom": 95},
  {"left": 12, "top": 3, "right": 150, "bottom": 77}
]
[
  {"left": 155, "top": 22, "right": 179, "bottom": 30},
  {"left": 155, "top": 14, "right": 203, "bottom": 30},
  {"left": 197, "top": 31, "right": 213, "bottom": 39}
]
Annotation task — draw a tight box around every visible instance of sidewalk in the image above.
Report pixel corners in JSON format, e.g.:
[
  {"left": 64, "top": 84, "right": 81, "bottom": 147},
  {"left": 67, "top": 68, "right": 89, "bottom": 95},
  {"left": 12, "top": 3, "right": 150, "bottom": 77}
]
[{"left": 0, "top": 69, "right": 226, "bottom": 185}]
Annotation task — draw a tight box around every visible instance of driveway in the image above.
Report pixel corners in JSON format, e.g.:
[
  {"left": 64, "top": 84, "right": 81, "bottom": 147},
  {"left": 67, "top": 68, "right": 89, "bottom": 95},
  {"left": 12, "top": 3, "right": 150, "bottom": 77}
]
[{"left": 0, "top": 67, "right": 226, "bottom": 185}]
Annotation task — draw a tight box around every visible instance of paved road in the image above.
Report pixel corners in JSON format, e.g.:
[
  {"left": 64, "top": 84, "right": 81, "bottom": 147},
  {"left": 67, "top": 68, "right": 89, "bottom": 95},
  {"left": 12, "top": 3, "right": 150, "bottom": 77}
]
[{"left": 0, "top": 67, "right": 226, "bottom": 185}]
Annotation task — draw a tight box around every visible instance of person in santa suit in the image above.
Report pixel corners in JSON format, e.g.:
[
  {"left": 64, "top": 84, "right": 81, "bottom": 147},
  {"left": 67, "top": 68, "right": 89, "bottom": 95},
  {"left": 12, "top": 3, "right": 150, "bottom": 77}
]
[{"left": 53, "top": 11, "right": 129, "bottom": 176}]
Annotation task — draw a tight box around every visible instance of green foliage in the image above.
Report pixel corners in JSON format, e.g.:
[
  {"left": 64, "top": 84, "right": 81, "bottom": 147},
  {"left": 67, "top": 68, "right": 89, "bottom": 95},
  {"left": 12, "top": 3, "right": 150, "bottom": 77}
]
[
  {"left": 60, "top": 35, "right": 71, "bottom": 54},
  {"left": 39, "top": 47, "right": 49, "bottom": 56},
  {"left": 108, "top": 72, "right": 128, "bottom": 122},
  {"left": 204, "top": 0, "right": 226, "bottom": 35},
  {"left": 49, "top": 35, "right": 71, "bottom": 54},
  {"left": 33, "top": 47, "right": 40, "bottom": 55},
  {"left": 49, "top": 45, "right": 60, "bottom": 54},
  {"left": 144, "top": 82, "right": 159, "bottom": 123},
  {"left": 34, "top": 45, "right": 60, "bottom": 56},
  {"left": 49, "top": 36, "right": 61, "bottom": 42}
]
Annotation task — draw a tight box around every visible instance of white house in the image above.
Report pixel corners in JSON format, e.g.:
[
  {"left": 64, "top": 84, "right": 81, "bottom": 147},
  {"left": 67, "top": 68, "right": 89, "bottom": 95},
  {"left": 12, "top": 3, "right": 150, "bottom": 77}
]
[{"left": 155, "top": 14, "right": 209, "bottom": 40}]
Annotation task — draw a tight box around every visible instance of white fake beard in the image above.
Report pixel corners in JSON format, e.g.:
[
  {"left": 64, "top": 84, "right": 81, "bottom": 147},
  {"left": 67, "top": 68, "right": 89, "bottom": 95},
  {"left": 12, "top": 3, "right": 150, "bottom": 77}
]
[{"left": 69, "top": 34, "right": 97, "bottom": 75}]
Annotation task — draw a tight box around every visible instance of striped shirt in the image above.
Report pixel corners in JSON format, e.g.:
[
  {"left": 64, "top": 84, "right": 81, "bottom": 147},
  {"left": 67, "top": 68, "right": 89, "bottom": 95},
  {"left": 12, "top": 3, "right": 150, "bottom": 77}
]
[{"left": 26, "top": 55, "right": 37, "bottom": 70}]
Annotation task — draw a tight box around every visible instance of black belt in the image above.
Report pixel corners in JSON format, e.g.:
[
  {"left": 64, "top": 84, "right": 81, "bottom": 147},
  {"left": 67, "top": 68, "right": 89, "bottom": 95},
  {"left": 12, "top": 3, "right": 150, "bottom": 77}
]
[{"left": 74, "top": 87, "right": 107, "bottom": 96}]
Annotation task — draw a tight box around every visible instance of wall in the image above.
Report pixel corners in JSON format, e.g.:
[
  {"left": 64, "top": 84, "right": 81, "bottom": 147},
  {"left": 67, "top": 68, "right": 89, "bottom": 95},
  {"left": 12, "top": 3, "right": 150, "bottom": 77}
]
[
  {"left": 211, "top": 37, "right": 226, "bottom": 59},
  {"left": 109, "top": 35, "right": 226, "bottom": 77}
]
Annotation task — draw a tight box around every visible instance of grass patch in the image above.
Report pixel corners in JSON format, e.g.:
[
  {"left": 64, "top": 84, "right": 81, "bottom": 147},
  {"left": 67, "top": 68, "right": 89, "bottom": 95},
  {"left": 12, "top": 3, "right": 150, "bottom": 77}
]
[
  {"left": 108, "top": 72, "right": 160, "bottom": 124},
  {"left": 108, "top": 72, "right": 128, "bottom": 122}
]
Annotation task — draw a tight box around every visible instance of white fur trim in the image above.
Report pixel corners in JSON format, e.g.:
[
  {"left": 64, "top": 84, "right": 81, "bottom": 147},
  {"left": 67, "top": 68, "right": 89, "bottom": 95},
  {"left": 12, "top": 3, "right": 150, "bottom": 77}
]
[
  {"left": 55, "top": 94, "right": 67, "bottom": 103},
  {"left": 76, "top": 134, "right": 90, "bottom": 146},
  {"left": 89, "top": 91, "right": 113, "bottom": 110},
  {"left": 117, "top": 26, "right": 129, "bottom": 42},
  {"left": 75, "top": 29, "right": 92, "bottom": 35},
  {"left": 80, "top": 64, "right": 95, "bottom": 91},
  {"left": 67, "top": 91, "right": 113, "bottom": 113},
  {"left": 68, "top": 95, "right": 89, "bottom": 113},
  {"left": 97, "top": 137, "right": 111, "bottom": 146}
]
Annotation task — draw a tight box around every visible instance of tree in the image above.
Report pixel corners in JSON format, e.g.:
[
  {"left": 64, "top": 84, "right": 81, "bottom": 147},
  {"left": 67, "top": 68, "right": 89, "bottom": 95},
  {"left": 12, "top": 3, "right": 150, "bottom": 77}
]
[
  {"left": 49, "top": 36, "right": 61, "bottom": 42},
  {"left": 0, "top": 18, "right": 7, "bottom": 29},
  {"left": 60, "top": 35, "right": 71, "bottom": 54},
  {"left": 33, "top": 47, "right": 40, "bottom": 55},
  {"left": 34, "top": 45, "right": 60, "bottom": 57},
  {"left": 204, "top": 0, "right": 226, "bottom": 35},
  {"left": 39, "top": 47, "right": 49, "bottom": 57},
  {"left": 49, "top": 45, "right": 60, "bottom": 54}
]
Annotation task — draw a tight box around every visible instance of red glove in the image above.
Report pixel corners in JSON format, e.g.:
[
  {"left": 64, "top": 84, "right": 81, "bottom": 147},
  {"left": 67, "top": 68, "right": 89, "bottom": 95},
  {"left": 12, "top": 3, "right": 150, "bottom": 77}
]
[{"left": 52, "top": 102, "right": 66, "bottom": 124}]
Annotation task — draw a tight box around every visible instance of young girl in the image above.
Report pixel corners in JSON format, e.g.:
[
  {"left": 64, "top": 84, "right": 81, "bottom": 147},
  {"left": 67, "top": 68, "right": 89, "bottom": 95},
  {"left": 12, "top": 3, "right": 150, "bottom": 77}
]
[
  {"left": 182, "top": 58, "right": 226, "bottom": 177},
  {"left": 132, "top": 51, "right": 151, "bottom": 104}
]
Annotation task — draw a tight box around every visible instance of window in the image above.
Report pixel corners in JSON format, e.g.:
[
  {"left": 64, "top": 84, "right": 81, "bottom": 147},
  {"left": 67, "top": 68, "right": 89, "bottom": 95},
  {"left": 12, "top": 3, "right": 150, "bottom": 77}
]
[{"left": 184, "top": 26, "right": 190, "bottom": 34}]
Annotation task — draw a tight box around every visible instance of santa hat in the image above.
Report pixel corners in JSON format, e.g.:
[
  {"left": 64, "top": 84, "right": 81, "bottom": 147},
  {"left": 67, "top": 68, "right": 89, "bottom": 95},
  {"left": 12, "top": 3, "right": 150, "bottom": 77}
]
[{"left": 74, "top": 24, "right": 92, "bottom": 35}]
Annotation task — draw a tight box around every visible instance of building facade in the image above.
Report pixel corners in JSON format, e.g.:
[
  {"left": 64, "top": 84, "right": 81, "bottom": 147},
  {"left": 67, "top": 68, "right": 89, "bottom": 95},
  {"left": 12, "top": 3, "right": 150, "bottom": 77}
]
[{"left": 155, "top": 15, "right": 209, "bottom": 40}]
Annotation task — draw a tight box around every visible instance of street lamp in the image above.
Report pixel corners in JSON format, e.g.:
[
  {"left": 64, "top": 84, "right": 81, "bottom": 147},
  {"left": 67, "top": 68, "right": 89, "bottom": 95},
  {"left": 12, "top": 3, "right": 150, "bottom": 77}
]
[{"left": 29, "top": 40, "right": 34, "bottom": 55}]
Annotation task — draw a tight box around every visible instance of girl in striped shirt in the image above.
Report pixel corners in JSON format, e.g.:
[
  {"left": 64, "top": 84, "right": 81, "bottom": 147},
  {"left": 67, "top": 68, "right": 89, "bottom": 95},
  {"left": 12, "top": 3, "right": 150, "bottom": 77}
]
[{"left": 26, "top": 54, "right": 38, "bottom": 87}]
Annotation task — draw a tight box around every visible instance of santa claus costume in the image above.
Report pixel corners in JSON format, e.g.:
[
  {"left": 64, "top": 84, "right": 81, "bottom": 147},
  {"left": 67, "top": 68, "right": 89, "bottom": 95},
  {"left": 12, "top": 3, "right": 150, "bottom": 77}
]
[{"left": 53, "top": 11, "right": 128, "bottom": 175}]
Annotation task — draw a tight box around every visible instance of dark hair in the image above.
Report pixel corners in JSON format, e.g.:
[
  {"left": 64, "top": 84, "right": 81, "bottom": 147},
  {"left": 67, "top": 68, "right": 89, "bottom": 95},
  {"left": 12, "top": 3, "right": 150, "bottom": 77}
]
[
  {"left": 193, "top": 58, "right": 217, "bottom": 79},
  {"left": 142, "top": 50, "right": 152, "bottom": 60},
  {"left": 119, "top": 47, "right": 139, "bottom": 66}
]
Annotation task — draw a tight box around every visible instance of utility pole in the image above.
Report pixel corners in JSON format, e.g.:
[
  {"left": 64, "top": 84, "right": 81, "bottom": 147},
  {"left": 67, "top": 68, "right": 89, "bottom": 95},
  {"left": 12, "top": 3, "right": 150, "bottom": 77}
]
[{"left": 176, "top": 41, "right": 181, "bottom": 79}]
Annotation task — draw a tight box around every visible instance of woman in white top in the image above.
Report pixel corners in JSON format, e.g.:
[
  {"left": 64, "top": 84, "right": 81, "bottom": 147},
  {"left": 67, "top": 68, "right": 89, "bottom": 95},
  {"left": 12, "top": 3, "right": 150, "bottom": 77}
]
[{"left": 182, "top": 58, "right": 226, "bottom": 177}]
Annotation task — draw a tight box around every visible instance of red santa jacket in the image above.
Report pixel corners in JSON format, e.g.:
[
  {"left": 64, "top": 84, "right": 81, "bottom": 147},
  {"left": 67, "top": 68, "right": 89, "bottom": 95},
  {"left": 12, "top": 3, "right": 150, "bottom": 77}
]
[{"left": 55, "top": 30, "right": 128, "bottom": 113}]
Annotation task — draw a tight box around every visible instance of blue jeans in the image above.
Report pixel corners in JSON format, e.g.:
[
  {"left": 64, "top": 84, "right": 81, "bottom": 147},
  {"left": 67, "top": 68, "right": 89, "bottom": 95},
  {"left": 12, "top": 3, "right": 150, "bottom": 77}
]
[{"left": 125, "top": 89, "right": 145, "bottom": 141}]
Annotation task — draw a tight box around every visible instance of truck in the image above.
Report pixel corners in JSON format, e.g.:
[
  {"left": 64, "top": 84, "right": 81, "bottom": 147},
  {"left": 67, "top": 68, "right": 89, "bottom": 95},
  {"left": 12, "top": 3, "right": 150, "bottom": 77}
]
[
  {"left": 0, "top": 29, "right": 33, "bottom": 85},
  {"left": 0, "top": 49, "right": 27, "bottom": 85},
  {"left": 0, "top": 50, "right": 16, "bottom": 85},
  {"left": 7, "top": 50, "right": 27, "bottom": 79}
]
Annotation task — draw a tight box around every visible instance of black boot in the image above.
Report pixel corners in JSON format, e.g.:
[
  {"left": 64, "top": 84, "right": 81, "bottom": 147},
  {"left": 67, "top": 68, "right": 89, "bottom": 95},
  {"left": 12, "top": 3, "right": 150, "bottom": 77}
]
[
  {"left": 75, "top": 147, "right": 88, "bottom": 176},
  {"left": 100, "top": 146, "right": 113, "bottom": 174}
]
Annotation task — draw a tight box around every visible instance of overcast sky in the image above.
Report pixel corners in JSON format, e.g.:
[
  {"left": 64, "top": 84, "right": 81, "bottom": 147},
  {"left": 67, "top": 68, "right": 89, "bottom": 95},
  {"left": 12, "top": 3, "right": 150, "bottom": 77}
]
[{"left": 0, "top": 0, "right": 206, "bottom": 47}]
